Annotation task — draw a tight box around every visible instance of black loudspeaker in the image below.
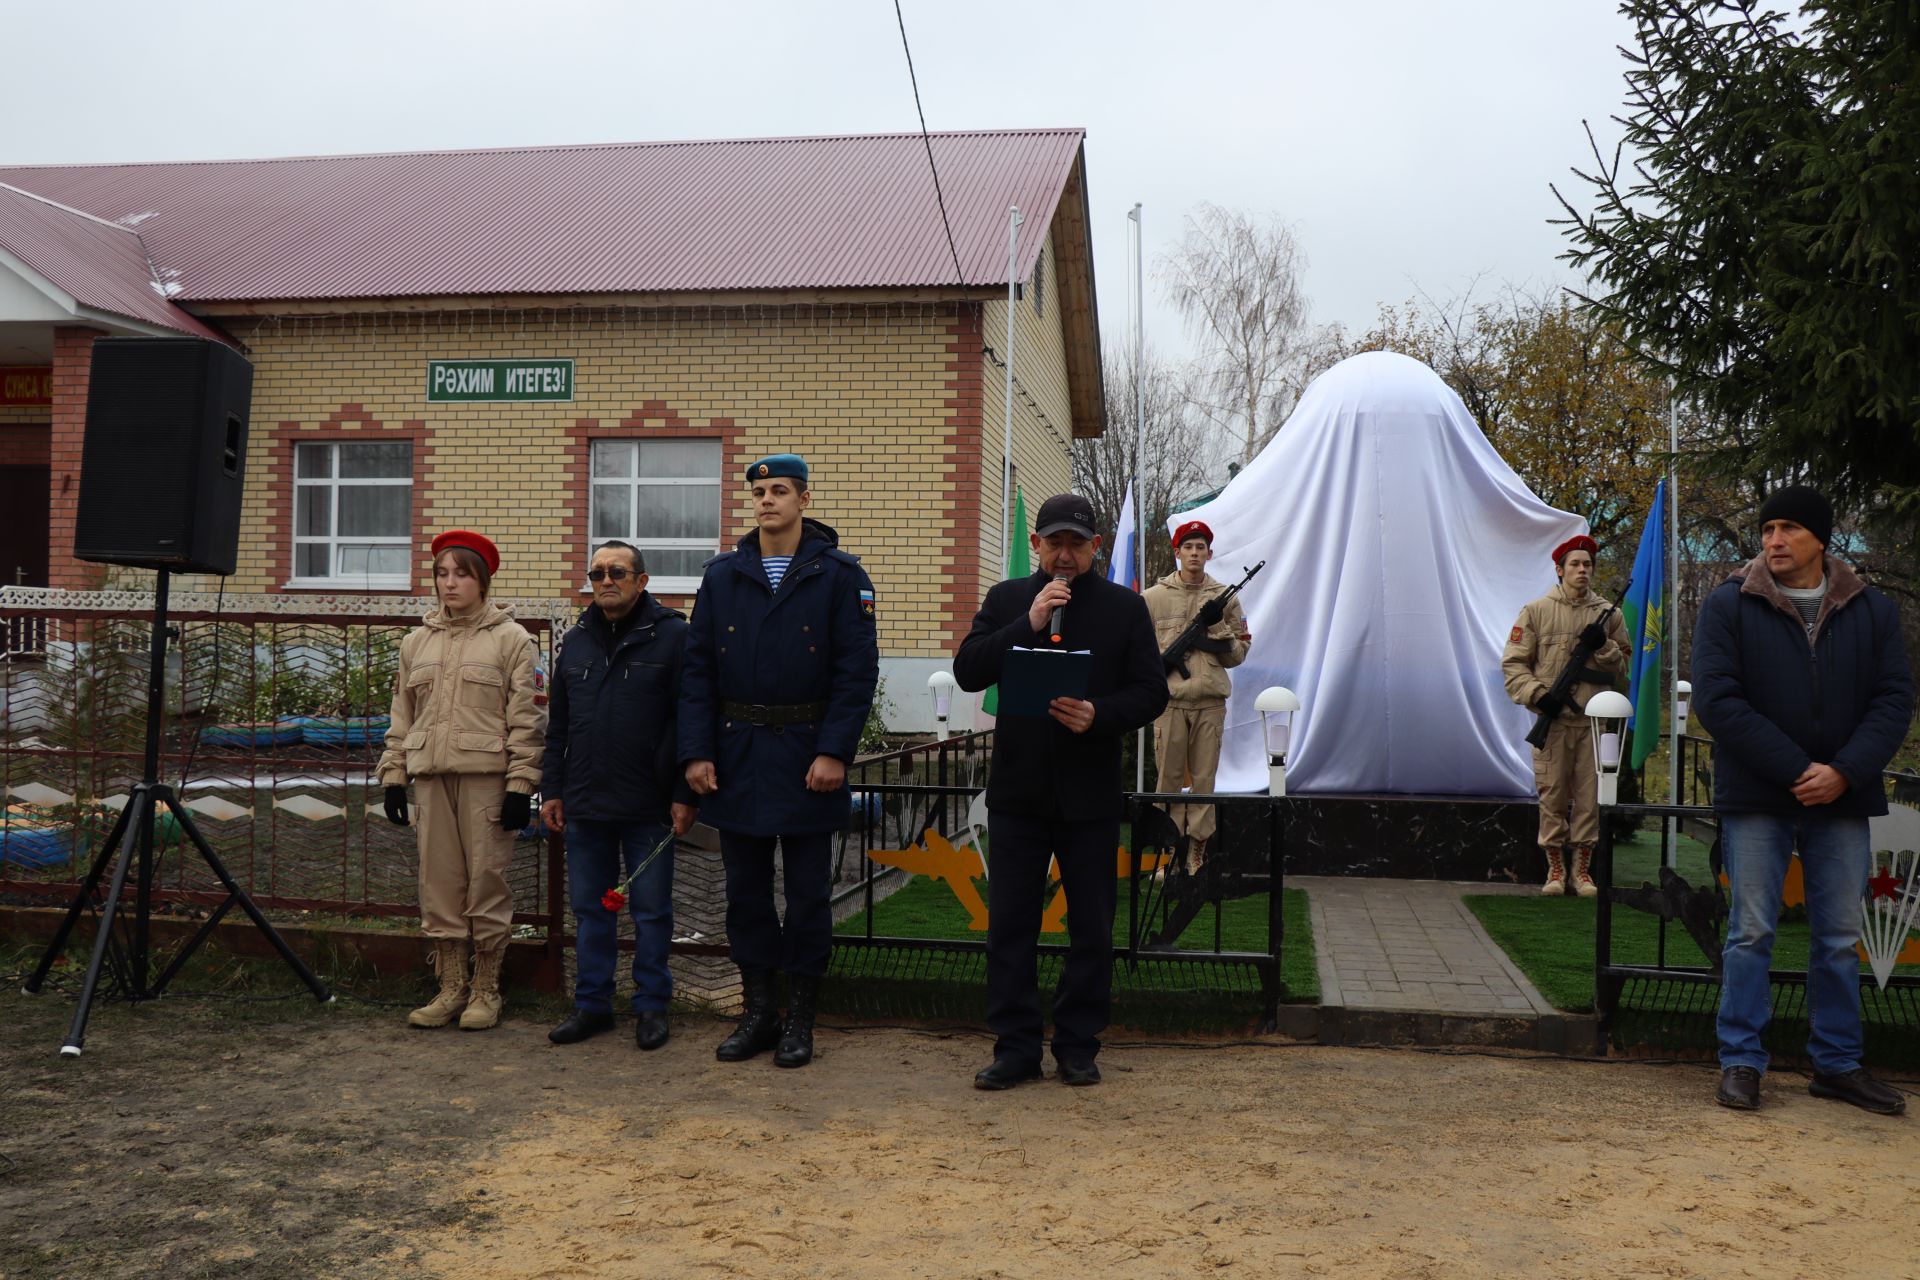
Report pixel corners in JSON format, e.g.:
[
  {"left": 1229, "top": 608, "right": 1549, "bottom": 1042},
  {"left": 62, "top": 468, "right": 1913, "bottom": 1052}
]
[{"left": 76, "top": 337, "right": 253, "bottom": 576}]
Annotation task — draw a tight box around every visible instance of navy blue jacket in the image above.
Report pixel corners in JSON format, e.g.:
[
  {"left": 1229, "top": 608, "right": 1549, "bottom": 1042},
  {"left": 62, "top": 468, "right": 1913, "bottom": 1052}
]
[
  {"left": 1691, "top": 554, "right": 1913, "bottom": 817},
  {"left": 541, "top": 595, "right": 696, "bottom": 824},
  {"left": 678, "top": 518, "right": 880, "bottom": 835},
  {"left": 955, "top": 569, "right": 1169, "bottom": 822}
]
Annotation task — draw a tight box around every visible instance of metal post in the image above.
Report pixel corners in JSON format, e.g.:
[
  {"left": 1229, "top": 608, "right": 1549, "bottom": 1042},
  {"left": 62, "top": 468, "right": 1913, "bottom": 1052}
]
[
  {"left": 1129, "top": 201, "right": 1147, "bottom": 792},
  {"left": 1666, "top": 391, "right": 1681, "bottom": 865},
  {"left": 1001, "top": 205, "right": 1023, "bottom": 575}
]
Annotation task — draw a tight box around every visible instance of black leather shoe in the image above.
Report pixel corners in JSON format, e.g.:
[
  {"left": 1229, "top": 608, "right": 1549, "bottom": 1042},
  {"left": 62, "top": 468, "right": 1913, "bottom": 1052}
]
[
  {"left": 973, "top": 1057, "right": 1043, "bottom": 1090},
  {"left": 636, "top": 1010, "right": 670, "bottom": 1051},
  {"left": 1809, "top": 1068, "right": 1907, "bottom": 1116},
  {"left": 1056, "top": 1058, "right": 1102, "bottom": 1087},
  {"left": 1716, "top": 1065, "right": 1761, "bottom": 1110},
  {"left": 548, "top": 1009, "right": 615, "bottom": 1045}
]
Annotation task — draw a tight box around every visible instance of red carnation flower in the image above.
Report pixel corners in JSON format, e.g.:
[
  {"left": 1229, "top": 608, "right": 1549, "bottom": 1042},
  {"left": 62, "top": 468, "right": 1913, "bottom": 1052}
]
[{"left": 601, "top": 889, "right": 627, "bottom": 912}]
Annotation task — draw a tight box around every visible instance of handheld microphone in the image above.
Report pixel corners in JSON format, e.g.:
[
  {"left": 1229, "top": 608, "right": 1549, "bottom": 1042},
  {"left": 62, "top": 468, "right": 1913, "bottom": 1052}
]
[{"left": 1049, "top": 572, "right": 1070, "bottom": 644}]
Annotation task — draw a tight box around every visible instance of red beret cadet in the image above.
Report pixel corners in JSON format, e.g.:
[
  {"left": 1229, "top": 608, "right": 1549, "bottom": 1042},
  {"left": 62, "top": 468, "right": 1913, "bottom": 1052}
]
[
  {"left": 1172, "top": 520, "right": 1214, "bottom": 548},
  {"left": 431, "top": 529, "right": 500, "bottom": 574},
  {"left": 1552, "top": 535, "right": 1598, "bottom": 565}
]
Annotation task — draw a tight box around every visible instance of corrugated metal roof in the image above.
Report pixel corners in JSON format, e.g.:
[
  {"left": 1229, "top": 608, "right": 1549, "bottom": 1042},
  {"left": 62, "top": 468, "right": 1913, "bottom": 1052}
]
[
  {"left": 0, "top": 130, "right": 1084, "bottom": 303},
  {"left": 0, "top": 183, "right": 226, "bottom": 338}
]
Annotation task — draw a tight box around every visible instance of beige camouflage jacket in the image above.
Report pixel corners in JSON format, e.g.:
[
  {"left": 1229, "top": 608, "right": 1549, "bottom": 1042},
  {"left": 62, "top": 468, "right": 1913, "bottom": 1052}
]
[
  {"left": 377, "top": 601, "right": 545, "bottom": 793},
  {"left": 1501, "top": 584, "right": 1630, "bottom": 718}
]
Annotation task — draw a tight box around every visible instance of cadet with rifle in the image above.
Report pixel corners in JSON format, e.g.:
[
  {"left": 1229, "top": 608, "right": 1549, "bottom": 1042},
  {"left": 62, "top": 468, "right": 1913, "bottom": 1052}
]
[
  {"left": 1501, "top": 535, "right": 1630, "bottom": 896},
  {"left": 1144, "top": 522, "right": 1254, "bottom": 873}
]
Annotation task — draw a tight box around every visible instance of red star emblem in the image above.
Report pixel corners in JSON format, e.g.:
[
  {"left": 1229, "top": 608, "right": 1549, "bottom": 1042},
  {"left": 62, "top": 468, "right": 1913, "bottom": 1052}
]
[{"left": 1866, "top": 865, "right": 1903, "bottom": 901}]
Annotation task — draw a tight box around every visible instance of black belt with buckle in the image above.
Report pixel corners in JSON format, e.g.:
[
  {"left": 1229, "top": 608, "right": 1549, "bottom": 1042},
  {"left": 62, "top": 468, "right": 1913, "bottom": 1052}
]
[{"left": 722, "top": 700, "right": 829, "bottom": 726}]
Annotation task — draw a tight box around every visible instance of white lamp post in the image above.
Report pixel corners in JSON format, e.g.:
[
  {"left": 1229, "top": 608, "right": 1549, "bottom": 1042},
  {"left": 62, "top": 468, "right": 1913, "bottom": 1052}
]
[
  {"left": 927, "top": 671, "right": 957, "bottom": 742},
  {"left": 1254, "top": 686, "right": 1301, "bottom": 797},
  {"left": 1585, "top": 690, "right": 1633, "bottom": 807},
  {"left": 1674, "top": 679, "right": 1692, "bottom": 740}
]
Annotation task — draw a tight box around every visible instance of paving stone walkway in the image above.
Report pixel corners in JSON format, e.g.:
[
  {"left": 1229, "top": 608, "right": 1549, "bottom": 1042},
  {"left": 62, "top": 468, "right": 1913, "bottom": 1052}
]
[{"left": 1294, "top": 876, "right": 1557, "bottom": 1018}]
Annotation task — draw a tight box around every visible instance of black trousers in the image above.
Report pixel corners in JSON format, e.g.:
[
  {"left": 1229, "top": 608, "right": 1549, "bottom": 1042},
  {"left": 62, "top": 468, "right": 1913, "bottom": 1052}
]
[
  {"left": 985, "top": 810, "right": 1120, "bottom": 1065},
  {"left": 719, "top": 831, "right": 834, "bottom": 978}
]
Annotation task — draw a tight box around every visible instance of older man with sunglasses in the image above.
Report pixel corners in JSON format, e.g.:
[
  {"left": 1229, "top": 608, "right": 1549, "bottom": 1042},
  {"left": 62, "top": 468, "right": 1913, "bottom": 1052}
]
[{"left": 540, "top": 540, "right": 698, "bottom": 1050}]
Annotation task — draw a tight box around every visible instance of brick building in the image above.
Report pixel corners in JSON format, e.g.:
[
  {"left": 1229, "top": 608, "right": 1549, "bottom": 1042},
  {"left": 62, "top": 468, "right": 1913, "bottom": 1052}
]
[{"left": 0, "top": 130, "right": 1105, "bottom": 729}]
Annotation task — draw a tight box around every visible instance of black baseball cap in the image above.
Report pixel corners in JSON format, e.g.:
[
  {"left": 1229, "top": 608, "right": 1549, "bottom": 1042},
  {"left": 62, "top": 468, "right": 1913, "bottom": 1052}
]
[{"left": 1034, "top": 493, "right": 1097, "bottom": 539}]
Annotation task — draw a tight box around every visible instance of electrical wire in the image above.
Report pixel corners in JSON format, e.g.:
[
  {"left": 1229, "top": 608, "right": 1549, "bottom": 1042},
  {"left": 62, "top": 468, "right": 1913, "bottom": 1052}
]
[{"left": 893, "top": 0, "right": 967, "bottom": 287}]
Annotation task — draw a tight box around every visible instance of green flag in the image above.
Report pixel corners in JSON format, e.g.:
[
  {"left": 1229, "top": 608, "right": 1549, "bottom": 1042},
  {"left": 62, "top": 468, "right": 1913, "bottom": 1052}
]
[{"left": 981, "top": 487, "right": 1029, "bottom": 717}]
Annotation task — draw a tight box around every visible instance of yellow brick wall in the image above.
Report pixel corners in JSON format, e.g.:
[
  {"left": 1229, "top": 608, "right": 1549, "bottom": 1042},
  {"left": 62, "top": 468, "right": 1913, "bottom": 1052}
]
[
  {"left": 176, "top": 302, "right": 1005, "bottom": 658},
  {"left": 978, "top": 224, "right": 1077, "bottom": 574}
]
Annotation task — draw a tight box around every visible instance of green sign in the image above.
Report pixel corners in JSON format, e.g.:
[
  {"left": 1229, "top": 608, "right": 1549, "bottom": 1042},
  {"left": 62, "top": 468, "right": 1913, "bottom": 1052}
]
[{"left": 427, "top": 359, "right": 574, "bottom": 402}]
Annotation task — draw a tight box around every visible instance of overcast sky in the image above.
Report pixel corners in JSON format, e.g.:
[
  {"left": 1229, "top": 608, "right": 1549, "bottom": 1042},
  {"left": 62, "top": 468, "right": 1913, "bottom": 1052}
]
[{"left": 2, "top": 0, "right": 1642, "bottom": 350}]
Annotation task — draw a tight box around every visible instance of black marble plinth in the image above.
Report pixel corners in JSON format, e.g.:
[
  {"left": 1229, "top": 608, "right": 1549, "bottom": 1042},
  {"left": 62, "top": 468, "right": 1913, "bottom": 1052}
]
[{"left": 1150, "top": 793, "right": 1543, "bottom": 883}]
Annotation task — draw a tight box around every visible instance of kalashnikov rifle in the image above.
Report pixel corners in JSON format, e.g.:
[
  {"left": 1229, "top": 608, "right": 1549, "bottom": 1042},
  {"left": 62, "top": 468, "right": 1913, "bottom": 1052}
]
[
  {"left": 1161, "top": 560, "right": 1265, "bottom": 680},
  {"left": 1523, "top": 599, "right": 1619, "bottom": 749}
]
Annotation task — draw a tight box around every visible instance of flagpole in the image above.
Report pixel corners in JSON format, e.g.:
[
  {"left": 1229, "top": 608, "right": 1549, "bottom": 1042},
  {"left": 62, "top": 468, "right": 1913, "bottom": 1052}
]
[
  {"left": 1130, "top": 203, "right": 1146, "bottom": 792},
  {"left": 1002, "top": 204, "right": 1023, "bottom": 575},
  {"left": 1665, "top": 387, "right": 1681, "bottom": 868}
]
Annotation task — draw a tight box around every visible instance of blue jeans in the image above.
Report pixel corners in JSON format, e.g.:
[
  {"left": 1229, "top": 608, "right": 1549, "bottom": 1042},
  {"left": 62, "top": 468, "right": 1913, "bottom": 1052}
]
[
  {"left": 1717, "top": 811, "right": 1870, "bottom": 1075},
  {"left": 566, "top": 819, "right": 674, "bottom": 1014}
]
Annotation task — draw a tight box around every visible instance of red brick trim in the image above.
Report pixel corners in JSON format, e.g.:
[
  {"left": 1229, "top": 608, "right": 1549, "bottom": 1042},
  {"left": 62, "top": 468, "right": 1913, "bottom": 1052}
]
[
  {"left": 561, "top": 405, "right": 743, "bottom": 603},
  {"left": 265, "top": 406, "right": 433, "bottom": 594},
  {"left": 49, "top": 326, "right": 107, "bottom": 590},
  {"left": 0, "top": 423, "right": 50, "bottom": 467},
  {"left": 939, "top": 303, "right": 987, "bottom": 645}
]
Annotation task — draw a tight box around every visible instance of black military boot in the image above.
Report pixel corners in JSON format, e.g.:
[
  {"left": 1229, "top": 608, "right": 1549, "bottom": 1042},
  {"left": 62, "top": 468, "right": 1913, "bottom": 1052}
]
[
  {"left": 715, "top": 968, "right": 784, "bottom": 1062},
  {"left": 774, "top": 974, "right": 820, "bottom": 1068}
]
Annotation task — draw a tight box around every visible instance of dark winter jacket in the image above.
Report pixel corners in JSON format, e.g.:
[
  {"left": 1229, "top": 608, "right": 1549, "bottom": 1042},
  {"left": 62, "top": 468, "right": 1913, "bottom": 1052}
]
[
  {"left": 1691, "top": 553, "right": 1914, "bottom": 817},
  {"left": 677, "top": 518, "right": 880, "bottom": 836},
  {"left": 542, "top": 595, "right": 696, "bottom": 824},
  {"left": 955, "top": 569, "right": 1169, "bottom": 822}
]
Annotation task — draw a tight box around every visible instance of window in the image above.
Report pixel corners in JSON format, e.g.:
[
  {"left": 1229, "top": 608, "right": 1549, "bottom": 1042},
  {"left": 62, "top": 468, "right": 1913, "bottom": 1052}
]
[
  {"left": 290, "top": 440, "right": 413, "bottom": 588},
  {"left": 589, "top": 438, "right": 722, "bottom": 592}
]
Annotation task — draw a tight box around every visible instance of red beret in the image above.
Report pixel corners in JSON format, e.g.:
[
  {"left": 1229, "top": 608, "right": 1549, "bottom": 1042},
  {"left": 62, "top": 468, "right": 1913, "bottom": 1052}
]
[
  {"left": 1172, "top": 520, "right": 1214, "bottom": 549},
  {"left": 1552, "top": 535, "right": 1597, "bottom": 565},
  {"left": 431, "top": 529, "right": 500, "bottom": 574}
]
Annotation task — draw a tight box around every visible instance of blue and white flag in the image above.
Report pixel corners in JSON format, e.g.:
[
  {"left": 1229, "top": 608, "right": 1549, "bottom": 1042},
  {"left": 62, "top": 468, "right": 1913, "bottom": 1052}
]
[
  {"left": 1622, "top": 480, "right": 1667, "bottom": 769},
  {"left": 1107, "top": 481, "right": 1140, "bottom": 590}
]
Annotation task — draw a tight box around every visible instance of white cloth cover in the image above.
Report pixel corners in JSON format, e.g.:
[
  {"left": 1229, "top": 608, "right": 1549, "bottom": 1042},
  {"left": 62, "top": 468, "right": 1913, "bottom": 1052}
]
[{"left": 1174, "top": 351, "right": 1587, "bottom": 796}]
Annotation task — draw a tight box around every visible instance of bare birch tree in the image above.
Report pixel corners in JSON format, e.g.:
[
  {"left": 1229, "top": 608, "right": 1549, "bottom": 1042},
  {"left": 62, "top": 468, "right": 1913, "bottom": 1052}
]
[
  {"left": 1158, "top": 203, "right": 1311, "bottom": 467},
  {"left": 1073, "top": 346, "right": 1215, "bottom": 586}
]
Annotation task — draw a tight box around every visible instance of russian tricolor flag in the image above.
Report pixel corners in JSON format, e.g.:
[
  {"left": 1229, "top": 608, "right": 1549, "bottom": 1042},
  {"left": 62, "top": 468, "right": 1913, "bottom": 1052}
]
[{"left": 1107, "top": 481, "right": 1140, "bottom": 591}]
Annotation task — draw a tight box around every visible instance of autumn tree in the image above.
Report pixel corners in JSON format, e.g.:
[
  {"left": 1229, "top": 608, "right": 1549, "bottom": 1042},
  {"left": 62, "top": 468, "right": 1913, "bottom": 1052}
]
[{"left": 1157, "top": 203, "right": 1312, "bottom": 468}]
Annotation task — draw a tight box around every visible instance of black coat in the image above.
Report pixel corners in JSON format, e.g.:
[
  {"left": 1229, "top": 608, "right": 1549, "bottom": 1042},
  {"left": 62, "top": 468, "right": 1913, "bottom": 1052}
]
[
  {"left": 541, "top": 595, "right": 695, "bottom": 824},
  {"left": 955, "top": 569, "right": 1169, "bottom": 822},
  {"left": 678, "top": 518, "right": 880, "bottom": 836},
  {"left": 1691, "top": 554, "right": 1913, "bottom": 817}
]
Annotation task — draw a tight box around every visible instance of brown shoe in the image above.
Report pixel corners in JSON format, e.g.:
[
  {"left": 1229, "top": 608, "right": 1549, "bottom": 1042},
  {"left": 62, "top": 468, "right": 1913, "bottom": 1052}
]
[
  {"left": 408, "top": 938, "right": 469, "bottom": 1028},
  {"left": 1716, "top": 1065, "right": 1761, "bottom": 1110},
  {"left": 1541, "top": 849, "right": 1567, "bottom": 897},
  {"left": 1809, "top": 1069, "right": 1907, "bottom": 1116}
]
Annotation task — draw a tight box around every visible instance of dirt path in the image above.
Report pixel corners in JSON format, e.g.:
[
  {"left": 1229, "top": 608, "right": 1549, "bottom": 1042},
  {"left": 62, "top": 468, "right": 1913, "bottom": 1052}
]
[{"left": 2, "top": 995, "right": 1915, "bottom": 1279}]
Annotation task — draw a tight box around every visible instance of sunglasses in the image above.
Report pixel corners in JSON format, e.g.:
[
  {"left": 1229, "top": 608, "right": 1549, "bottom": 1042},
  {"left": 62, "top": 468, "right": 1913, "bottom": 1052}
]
[{"left": 587, "top": 567, "right": 637, "bottom": 582}]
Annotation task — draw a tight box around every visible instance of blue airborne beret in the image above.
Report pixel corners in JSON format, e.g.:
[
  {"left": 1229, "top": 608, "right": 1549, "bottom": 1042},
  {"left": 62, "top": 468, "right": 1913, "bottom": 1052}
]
[{"left": 745, "top": 453, "right": 808, "bottom": 487}]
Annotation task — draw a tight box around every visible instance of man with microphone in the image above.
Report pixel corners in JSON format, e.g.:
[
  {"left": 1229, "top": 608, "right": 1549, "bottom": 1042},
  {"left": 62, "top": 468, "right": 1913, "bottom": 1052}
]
[{"left": 954, "top": 493, "right": 1168, "bottom": 1089}]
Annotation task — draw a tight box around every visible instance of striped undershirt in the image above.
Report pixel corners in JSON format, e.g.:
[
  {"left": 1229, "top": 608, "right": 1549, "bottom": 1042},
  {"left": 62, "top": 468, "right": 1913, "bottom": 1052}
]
[
  {"left": 1779, "top": 578, "right": 1827, "bottom": 636},
  {"left": 762, "top": 555, "right": 793, "bottom": 591}
]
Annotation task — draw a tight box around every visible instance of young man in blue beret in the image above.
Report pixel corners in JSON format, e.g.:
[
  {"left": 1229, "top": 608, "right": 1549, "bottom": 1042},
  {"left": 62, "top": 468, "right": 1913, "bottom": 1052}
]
[{"left": 679, "top": 453, "right": 879, "bottom": 1068}]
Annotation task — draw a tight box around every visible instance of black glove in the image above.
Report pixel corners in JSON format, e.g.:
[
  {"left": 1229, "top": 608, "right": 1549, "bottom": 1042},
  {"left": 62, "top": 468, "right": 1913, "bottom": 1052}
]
[
  {"left": 383, "top": 785, "right": 410, "bottom": 826},
  {"left": 1536, "top": 691, "right": 1568, "bottom": 719},
  {"left": 1579, "top": 621, "right": 1608, "bottom": 650},
  {"left": 1196, "top": 597, "right": 1227, "bottom": 628},
  {"left": 500, "top": 791, "right": 531, "bottom": 831}
]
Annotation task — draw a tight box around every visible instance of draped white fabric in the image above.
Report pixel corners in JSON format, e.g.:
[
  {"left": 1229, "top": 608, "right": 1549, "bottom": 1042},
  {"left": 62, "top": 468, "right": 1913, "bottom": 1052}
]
[{"left": 1173, "top": 351, "right": 1587, "bottom": 796}]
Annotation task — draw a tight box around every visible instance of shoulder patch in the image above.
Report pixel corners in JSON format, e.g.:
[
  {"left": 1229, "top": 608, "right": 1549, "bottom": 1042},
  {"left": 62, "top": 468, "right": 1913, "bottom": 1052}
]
[
  {"left": 859, "top": 587, "right": 875, "bottom": 618},
  {"left": 1509, "top": 625, "right": 1525, "bottom": 645}
]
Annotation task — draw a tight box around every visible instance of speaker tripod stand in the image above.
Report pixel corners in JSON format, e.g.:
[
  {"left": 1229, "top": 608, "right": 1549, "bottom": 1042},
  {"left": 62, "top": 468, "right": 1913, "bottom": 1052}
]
[{"left": 24, "top": 569, "right": 332, "bottom": 1055}]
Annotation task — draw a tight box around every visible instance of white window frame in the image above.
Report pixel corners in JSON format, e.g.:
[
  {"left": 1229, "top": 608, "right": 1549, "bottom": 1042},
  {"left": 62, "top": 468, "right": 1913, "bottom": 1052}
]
[
  {"left": 286, "top": 440, "right": 414, "bottom": 590},
  {"left": 587, "top": 438, "right": 722, "bottom": 595}
]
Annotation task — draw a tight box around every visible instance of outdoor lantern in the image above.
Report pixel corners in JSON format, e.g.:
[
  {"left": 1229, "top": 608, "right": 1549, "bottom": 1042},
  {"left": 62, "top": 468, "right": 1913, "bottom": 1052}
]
[
  {"left": 1585, "top": 689, "right": 1633, "bottom": 807},
  {"left": 1254, "top": 686, "right": 1302, "bottom": 797},
  {"left": 1674, "top": 679, "right": 1692, "bottom": 739},
  {"left": 927, "top": 671, "right": 957, "bottom": 742}
]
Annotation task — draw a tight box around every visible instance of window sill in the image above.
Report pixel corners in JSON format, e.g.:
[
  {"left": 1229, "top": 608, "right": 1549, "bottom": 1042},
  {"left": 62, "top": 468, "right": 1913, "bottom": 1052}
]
[
  {"left": 576, "top": 578, "right": 701, "bottom": 596},
  {"left": 283, "top": 579, "right": 413, "bottom": 593}
]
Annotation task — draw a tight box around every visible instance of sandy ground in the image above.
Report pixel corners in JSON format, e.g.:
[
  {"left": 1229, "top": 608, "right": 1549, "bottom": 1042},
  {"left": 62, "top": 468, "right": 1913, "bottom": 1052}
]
[{"left": 2, "top": 994, "right": 1915, "bottom": 1280}]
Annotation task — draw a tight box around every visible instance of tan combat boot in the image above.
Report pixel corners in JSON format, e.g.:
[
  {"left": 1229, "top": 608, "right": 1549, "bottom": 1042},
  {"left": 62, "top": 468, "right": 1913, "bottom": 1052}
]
[
  {"left": 459, "top": 944, "right": 506, "bottom": 1030},
  {"left": 1186, "top": 836, "right": 1208, "bottom": 876},
  {"left": 1541, "top": 848, "right": 1567, "bottom": 897},
  {"left": 408, "top": 938, "right": 470, "bottom": 1028},
  {"left": 1571, "top": 847, "right": 1599, "bottom": 898}
]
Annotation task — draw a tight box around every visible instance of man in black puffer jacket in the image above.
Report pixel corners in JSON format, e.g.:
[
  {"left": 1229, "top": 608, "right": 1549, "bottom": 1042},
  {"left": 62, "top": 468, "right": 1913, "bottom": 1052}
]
[
  {"left": 1691, "top": 486, "right": 1913, "bottom": 1116},
  {"left": 541, "top": 540, "right": 697, "bottom": 1052}
]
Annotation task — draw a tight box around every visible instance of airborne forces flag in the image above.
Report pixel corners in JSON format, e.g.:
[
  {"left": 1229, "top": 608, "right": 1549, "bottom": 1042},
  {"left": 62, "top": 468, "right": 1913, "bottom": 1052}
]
[{"left": 1621, "top": 480, "right": 1667, "bottom": 770}]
